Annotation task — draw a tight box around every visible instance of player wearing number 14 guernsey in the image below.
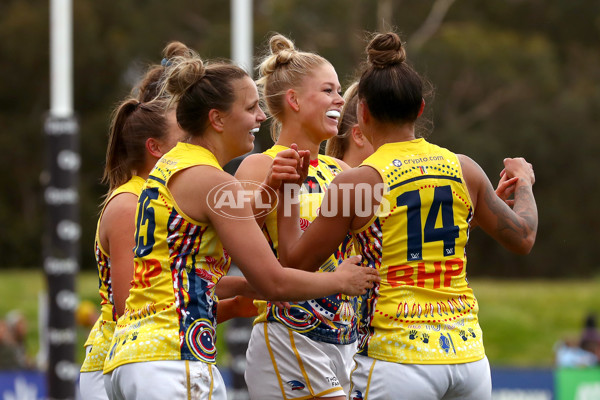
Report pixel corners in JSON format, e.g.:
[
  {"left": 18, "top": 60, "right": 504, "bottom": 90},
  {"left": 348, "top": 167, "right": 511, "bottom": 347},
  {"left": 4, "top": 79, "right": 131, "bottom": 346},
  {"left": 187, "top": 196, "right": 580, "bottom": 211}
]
[
  {"left": 354, "top": 137, "right": 482, "bottom": 364},
  {"left": 277, "top": 31, "right": 537, "bottom": 399}
]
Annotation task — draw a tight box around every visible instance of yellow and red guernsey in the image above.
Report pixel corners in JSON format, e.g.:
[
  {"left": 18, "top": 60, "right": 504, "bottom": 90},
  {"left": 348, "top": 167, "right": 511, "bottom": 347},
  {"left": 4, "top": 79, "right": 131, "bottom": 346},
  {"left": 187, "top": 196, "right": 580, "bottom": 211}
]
[
  {"left": 354, "top": 138, "right": 483, "bottom": 364},
  {"left": 104, "top": 143, "right": 231, "bottom": 373},
  {"left": 81, "top": 175, "right": 145, "bottom": 373},
  {"left": 254, "top": 145, "right": 358, "bottom": 345}
]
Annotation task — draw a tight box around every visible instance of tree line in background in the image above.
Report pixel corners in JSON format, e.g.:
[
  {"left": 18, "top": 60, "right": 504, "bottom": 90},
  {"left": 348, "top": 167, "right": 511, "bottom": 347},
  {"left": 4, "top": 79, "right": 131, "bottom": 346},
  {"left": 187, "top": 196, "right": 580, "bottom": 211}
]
[{"left": 0, "top": 0, "right": 598, "bottom": 277}]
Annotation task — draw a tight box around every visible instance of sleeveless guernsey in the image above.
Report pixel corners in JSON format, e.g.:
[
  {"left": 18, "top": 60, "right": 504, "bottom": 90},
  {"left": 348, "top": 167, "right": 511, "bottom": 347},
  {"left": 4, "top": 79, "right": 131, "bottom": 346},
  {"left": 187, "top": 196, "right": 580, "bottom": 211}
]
[
  {"left": 104, "top": 143, "right": 231, "bottom": 373},
  {"left": 81, "top": 176, "right": 145, "bottom": 372},
  {"left": 83, "top": 319, "right": 99, "bottom": 348},
  {"left": 354, "top": 138, "right": 484, "bottom": 364},
  {"left": 253, "top": 145, "right": 358, "bottom": 345}
]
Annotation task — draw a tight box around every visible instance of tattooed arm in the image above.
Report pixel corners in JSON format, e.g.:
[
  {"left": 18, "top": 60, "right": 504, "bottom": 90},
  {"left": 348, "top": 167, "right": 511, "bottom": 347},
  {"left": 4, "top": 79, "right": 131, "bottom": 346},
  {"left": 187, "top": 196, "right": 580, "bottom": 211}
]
[
  {"left": 459, "top": 155, "right": 538, "bottom": 254},
  {"left": 469, "top": 172, "right": 518, "bottom": 230}
]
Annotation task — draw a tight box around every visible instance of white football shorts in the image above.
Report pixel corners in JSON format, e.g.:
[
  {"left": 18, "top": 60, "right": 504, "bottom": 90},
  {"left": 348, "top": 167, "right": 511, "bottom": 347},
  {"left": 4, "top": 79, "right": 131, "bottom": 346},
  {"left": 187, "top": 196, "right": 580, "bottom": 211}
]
[
  {"left": 107, "top": 360, "right": 226, "bottom": 400},
  {"left": 79, "top": 370, "right": 109, "bottom": 400},
  {"left": 349, "top": 354, "right": 491, "bottom": 400},
  {"left": 245, "top": 322, "right": 357, "bottom": 400}
]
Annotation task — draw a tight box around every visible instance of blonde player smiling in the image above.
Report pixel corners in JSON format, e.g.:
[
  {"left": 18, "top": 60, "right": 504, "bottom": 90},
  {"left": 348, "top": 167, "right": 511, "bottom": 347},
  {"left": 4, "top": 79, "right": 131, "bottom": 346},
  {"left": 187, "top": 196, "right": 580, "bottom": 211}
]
[
  {"left": 103, "top": 48, "right": 378, "bottom": 400},
  {"left": 236, "top": 33, "right": 360, "bottom": 400}
]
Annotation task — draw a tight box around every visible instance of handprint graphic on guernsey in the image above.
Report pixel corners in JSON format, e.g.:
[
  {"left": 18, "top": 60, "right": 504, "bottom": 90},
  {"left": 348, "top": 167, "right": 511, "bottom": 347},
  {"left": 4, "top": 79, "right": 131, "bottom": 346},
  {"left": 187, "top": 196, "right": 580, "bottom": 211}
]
[
  {"left": 409, "top": 330, "right": 418, "bottom": 340},
  {"left": 469, "top": 328, "right": 476, "bottom": 338},
  {"left": 459, "top": 330, "right": 468, "bottom": 341},
  {"left": 421, "top": 333, "right": 429, "bottom": 344}
]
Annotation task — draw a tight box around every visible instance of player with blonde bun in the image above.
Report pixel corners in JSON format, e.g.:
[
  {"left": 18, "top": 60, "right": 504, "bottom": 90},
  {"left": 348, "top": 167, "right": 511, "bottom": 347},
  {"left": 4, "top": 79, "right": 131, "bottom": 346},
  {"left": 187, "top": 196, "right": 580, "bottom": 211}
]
[
  {"left": 103, "top": 45, "right": 379, "bottom": 400},
  {"left": 235, "top": 33, "right": 362, "bottom": 400}
]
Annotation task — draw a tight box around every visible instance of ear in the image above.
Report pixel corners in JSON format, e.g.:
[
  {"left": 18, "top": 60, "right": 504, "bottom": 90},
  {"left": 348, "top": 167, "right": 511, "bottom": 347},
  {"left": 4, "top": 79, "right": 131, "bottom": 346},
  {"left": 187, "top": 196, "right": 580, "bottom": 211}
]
[
  {"left": 357, "top": 100, "right": 370, "bottom": 125},
  {"left": 418, "top": 99, "right": 425, "bottom": 118},
  {"left": 208, "top": 109, "right": 225, "bottom": 133},
  {"left": 145, "top": 138, "right": 163, "bottom": 159},
  {"left": 285, "top": 89, "right": 300, "bottom": 112},
  {"left": 350, "top": 125, "right": 365, "bottom": 147}
]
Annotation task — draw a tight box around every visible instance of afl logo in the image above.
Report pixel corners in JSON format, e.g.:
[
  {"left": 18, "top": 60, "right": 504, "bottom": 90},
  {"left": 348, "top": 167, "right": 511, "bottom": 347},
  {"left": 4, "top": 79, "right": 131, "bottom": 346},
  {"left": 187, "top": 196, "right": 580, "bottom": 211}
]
[
  {"left": 392, "top": 159, "right": 402, "bottom": 167},
  {"left": 207, "top": 179, "right": 277, "bottom": 220}
]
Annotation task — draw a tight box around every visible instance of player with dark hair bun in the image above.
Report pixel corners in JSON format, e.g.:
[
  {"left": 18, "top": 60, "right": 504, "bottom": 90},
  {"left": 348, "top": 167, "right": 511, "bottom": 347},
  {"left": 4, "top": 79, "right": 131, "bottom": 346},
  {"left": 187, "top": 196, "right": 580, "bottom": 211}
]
[{"left": 278, "top": 31, "right": 538, "bottom": 400}]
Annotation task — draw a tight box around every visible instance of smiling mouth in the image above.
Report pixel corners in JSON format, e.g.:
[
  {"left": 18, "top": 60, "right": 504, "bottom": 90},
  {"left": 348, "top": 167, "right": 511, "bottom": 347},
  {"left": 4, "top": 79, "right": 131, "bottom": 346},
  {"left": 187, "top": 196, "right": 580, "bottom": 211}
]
[
  {"left": 326, "top": 110, "right": 340, "bottom": 120},
  {"left": 250, "top": 128, "right": 259, "bottom": 134}
]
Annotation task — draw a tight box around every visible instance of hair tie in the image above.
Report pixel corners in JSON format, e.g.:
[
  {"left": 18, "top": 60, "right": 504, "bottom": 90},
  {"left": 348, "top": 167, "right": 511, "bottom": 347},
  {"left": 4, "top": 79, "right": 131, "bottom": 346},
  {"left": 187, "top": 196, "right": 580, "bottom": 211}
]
[{"left": 161, "top": 58, "right": 172, "bottom": 67}]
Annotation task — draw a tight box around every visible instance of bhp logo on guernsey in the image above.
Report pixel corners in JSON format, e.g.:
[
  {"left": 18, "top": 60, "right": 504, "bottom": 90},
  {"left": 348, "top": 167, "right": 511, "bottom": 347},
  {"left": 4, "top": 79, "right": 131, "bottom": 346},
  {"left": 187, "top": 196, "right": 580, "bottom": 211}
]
[{"left": 208, "top": 180, "right": 390, "bottom": 220}]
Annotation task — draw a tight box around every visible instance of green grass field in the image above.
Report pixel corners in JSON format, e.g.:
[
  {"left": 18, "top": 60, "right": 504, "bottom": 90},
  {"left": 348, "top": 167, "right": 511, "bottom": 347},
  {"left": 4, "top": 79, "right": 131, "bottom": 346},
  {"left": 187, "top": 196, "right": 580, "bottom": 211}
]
[
  {"left": 1, "top": 269, "right": 598, "bottom": 368},
  {"left": 472, "top": 278, "right": 600, "bottom": 367}
]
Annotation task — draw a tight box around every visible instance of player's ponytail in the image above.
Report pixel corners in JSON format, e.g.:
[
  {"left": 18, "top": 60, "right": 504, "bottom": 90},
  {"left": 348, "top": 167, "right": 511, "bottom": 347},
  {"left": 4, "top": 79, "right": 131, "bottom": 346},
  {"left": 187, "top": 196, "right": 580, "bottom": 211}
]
[
  {"left": 103, "top": 98, "right": 169, "bottom": 196},
  {"left": 103, "top": 99, "right": 139, "bottom": 193}
]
